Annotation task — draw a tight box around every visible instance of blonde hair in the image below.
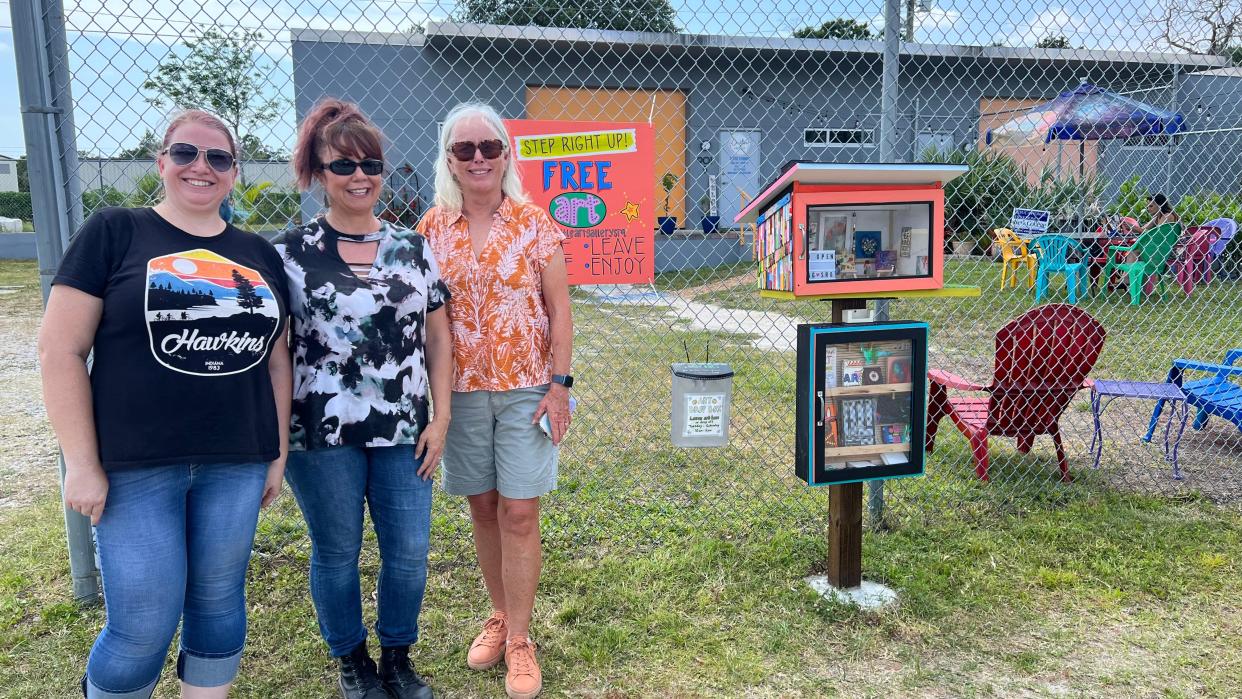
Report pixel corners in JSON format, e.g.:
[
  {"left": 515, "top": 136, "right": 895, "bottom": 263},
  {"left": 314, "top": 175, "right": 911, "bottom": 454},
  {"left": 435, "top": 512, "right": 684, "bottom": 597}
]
[{"left": 432, "top": 102, "right": 528, "bottom": 210}]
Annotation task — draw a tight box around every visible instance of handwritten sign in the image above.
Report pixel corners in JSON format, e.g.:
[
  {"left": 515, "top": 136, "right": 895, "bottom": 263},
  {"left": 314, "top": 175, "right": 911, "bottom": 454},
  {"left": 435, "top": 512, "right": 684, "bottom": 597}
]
[
  {"left": 1011, "top": 208, "right": 1050, "bottom": 237},
  {"left": 507, "top": 120, "right": 655, "bottom": 284}
]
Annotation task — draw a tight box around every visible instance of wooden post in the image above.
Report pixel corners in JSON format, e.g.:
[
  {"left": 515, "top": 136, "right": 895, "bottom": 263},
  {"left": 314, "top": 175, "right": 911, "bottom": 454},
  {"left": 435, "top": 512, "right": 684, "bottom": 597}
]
[{"left": 827, "top": 298, "right": 867, "bottom": 589}]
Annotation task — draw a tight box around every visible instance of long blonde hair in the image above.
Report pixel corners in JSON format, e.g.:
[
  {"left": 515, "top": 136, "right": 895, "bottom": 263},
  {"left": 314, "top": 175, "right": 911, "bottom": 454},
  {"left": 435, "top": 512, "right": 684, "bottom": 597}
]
[{"left": 432, "top": 102, "right": 528, "bottom": 210}]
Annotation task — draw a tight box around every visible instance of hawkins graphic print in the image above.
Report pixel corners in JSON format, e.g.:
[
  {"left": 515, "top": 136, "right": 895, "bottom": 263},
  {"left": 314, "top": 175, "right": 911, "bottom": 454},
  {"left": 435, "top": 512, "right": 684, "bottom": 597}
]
[
  {"left": 145, "top": 249, "right": 283, "bottom": 376},
  {"left": 278, "top": 220, "right": 449, "bottom": 450}
]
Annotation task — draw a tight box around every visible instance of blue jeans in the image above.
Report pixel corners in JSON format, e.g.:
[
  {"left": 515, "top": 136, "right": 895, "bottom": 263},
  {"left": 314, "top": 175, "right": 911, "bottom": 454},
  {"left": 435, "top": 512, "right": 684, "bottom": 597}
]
[
  {"left": 85, "top": 462, "right": 267, "bottom": 698},
  {"left": 285, "top": 445, "right": 433, "bottom": 657}
]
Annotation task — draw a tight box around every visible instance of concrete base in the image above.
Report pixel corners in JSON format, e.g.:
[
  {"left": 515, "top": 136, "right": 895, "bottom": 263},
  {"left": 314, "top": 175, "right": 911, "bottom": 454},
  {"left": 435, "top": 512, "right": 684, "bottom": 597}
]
[{"left": 805, "top": 575, "right": 899, "bottom": 610}]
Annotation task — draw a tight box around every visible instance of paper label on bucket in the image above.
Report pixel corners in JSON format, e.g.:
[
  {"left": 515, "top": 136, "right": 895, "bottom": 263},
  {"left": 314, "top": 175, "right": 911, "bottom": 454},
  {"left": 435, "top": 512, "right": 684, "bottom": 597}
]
[{"left": 683, "top": 393, "right": 726, "bottom": 437}]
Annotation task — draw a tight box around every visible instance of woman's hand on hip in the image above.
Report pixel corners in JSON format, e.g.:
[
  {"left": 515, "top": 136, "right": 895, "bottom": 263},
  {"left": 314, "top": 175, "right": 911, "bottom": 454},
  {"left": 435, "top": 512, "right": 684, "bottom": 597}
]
[
  {"left": 416, "top": 418, "right": 449, "bottom": 480},
  {"left": 534, "top": 384, "right": 572, "bottom": 446},
  {"left": 63, "top": 463, "right": 108, "bottom": 525},
  {"left": 261, "top": 459, "right": 286, "bottom": 508}
]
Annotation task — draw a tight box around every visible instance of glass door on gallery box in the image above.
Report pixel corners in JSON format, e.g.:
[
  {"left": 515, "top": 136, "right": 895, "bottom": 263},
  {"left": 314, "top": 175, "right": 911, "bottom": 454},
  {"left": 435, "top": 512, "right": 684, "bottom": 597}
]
[
  {"left": 795, "top": 322, "right": 928, "bottom": 486},
  {"left": 804, "top": 202, "right": 932, "bottom": 285}
]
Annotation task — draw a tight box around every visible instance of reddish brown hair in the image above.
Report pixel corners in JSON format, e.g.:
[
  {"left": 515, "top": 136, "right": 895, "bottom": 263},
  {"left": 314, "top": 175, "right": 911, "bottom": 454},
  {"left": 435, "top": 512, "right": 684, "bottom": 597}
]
[
  {"left": 162, "top": 109, "right": 238, "bottom": 157},
  {"left": 292, "top": 98, "right": 384, "bottom": 190}
]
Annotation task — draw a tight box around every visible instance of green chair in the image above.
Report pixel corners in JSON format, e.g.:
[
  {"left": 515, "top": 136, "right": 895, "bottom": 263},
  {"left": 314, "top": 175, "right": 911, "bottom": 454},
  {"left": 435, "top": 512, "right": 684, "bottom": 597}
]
[{"left": 1099, "top": 222, "right": 1182, "bottom": 305}]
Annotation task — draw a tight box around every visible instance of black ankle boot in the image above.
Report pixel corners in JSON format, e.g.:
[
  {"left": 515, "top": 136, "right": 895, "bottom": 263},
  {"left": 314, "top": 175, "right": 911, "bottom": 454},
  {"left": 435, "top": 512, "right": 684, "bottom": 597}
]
[
  {"left": 337, "top": 641, "right": 392, "bottom": 699},
  {"left": 379, "top": 645, "right": 433, "bottom": 699}
]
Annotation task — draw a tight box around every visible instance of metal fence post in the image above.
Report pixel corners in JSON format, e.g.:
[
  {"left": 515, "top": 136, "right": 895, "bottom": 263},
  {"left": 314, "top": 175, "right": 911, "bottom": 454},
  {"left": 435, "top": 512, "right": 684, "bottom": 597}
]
[
  {"left": 880, "top": 0, "right": 903, "bottom": 163},
  {"left": 868, "top": 299, "right": 890, "bottom": 528},
  {"left": 11, "top": 0, "right": 100, "bottom": 605}
]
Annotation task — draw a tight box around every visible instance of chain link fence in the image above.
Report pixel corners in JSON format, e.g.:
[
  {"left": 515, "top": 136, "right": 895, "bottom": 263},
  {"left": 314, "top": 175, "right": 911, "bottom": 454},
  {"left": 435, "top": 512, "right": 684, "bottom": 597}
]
[{"left": 18, "top": 0, "right": 1242, "bottom": 566}]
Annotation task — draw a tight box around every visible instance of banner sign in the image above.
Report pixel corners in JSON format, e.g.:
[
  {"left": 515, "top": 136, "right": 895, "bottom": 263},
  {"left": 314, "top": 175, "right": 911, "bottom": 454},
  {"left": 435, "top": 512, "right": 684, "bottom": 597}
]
[
  {"left": 507, "top": 120, "right": 655, "bottom": 285},
  {"left": 1011, "top": 207, "right": 1050, "bottom": 236}
]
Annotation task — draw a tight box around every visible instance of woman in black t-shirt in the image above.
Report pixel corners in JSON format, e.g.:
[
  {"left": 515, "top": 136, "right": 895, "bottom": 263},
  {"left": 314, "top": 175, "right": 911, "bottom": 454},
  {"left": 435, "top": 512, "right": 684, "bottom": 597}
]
[{"left": 39, "top": 110, "right": 290, "bottom": 698}]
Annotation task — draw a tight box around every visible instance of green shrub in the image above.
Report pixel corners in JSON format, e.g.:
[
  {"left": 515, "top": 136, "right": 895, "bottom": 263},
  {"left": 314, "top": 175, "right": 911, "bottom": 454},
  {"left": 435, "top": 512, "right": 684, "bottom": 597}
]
[
  {"left": 232, "top": 182, "right": 301, "bottom": 231},
  {"left": 82, "top": 186, "right": 126, "bottom": 216},
  {"left": 0, "top": 191, "right": 32, "bottom": 220},
  {"left": 920, "top": 147, "right": 1103, "bottom": 253},
  {"left": 1176, "top": 190, "right": 1242, "bottom": 227},
  {"left": 1111, "top": 176, "right": 1148, "bottom": 221},
  {"left": 124, "top": 173, "right": 163, "bottom": 208}
]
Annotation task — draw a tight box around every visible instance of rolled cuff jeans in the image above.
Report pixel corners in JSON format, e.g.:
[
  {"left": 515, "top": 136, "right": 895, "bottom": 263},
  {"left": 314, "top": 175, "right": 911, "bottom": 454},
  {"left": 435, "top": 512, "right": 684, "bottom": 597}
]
[
  {"left": 84, "top": 461, "right": 267, "bottom": 698},
  {"left": 285, "top": 445, "right": 433, "bottom": 657}
]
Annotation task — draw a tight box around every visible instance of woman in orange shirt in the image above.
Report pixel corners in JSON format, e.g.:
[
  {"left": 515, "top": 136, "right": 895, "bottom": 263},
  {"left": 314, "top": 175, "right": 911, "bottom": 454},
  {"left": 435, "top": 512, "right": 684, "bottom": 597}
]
[{"left": 417, "top": 102, "right": 573, "bottom": 699}]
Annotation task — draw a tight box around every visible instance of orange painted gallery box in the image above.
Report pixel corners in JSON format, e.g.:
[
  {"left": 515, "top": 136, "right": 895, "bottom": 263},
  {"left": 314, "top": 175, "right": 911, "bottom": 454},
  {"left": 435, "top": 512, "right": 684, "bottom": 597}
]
[{"left": 735, "top": 162, "right": 970, "bottom": 297}]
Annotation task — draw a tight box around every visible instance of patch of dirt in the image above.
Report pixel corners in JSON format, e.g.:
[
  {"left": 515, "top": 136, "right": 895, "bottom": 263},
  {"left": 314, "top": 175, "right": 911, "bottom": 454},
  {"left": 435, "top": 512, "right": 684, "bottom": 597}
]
[{"left": 0, "top": 292, "right": 58, "bottom": 508}]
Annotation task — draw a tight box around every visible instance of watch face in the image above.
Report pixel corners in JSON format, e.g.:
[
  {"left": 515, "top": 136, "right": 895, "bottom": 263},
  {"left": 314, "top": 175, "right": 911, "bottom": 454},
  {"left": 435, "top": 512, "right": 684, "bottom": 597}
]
[{"left": 554, "top": 374, "right": 574, "bottom": 388}]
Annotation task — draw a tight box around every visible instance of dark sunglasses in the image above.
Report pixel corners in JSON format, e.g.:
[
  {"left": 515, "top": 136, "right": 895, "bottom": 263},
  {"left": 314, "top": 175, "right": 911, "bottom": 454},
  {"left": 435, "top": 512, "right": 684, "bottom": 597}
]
[
  {"left": 161, "top": 142, "right": 235, "bottom": 172},
  {"left": 449, "top": 139, "right": 505, "bottom": 162},
  {"left": 321, "top": 158, "right": 384, "bottom": 176}
]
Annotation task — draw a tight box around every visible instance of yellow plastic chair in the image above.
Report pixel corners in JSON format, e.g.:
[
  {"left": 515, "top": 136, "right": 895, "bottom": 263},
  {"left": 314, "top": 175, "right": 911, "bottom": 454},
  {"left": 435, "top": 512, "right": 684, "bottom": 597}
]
[{"left": 995, "top": 227, "right": 1036, "bottom": 289}]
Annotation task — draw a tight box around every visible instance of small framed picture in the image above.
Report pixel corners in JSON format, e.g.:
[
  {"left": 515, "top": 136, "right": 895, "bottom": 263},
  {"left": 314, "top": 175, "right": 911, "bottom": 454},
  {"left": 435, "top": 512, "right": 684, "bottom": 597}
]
[
  {"left": 840, "top": 397, "right": 877, "bottom": 447},
  {"left": 879, "top": 423, "right": 909, "bottom": 444},
  {"left": 823, "top": 399, "right": 840, "bottom": 448},
  {"left": 841, "top": 359, "right": 863, "bottom": 387},
  {"left": 862, "top": 365, "right": 886, "bottom": 385},
  {"left": 885, "top": 356, "right": 912, "bottom": 384},
  {"left": 854, "top": 230, "right": 882, "bottom": 259}
]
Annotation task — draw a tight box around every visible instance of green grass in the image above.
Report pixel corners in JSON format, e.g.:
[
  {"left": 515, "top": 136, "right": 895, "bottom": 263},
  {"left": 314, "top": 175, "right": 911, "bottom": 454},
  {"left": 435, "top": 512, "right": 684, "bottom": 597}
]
[
  {"left": 3, "top": 489, "right": 1240, "bottom": 697},
  {"left": 3, "top": 257, "right": 1241, "bottom": 696}
]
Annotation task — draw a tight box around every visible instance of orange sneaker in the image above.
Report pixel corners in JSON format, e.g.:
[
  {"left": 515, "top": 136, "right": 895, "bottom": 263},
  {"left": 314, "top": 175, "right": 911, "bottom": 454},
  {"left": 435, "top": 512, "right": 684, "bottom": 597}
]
[
  {"left": 466, "top": 611, "right": 508, "bottom": 670},
  {"left": 504, "top": 637, "right": 541, "bottom": 699}
]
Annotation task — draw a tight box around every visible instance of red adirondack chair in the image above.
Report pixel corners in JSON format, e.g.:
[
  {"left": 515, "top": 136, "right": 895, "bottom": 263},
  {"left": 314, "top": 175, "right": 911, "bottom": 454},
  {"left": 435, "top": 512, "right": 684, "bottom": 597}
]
[{"left": 926, "top": 304, "right": 1106, "bottom": 481}]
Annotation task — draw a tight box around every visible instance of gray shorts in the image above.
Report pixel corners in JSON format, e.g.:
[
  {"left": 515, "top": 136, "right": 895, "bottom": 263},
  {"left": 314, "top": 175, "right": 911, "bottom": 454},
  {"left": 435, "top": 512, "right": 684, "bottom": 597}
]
[{"left": 442, "top": 385, "right": 559, "bottom": 499}]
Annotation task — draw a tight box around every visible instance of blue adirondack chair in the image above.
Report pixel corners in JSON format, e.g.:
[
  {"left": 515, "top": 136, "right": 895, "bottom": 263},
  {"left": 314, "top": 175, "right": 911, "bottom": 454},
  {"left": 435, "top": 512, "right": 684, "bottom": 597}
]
[
  {"left": 1032, "top": 234, "right": 1088, "bottom": 303},
  {"left": 1146, "top": 349, "right": 1242, "bottom": 439}
]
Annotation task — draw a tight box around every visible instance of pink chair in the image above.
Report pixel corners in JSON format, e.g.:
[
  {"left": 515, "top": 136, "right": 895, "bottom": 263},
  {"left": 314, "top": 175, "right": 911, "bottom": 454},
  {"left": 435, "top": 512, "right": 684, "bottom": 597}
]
[
  {"left": 1172, "top": 226, "right": 1220, "bottom": 294},
  {"left": 1202, "top": 218, "right": 1238, "bottom": 286}
]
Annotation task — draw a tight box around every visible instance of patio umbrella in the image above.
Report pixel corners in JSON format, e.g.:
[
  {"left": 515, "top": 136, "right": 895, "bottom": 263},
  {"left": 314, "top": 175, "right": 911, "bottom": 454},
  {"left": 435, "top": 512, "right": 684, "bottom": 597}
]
[{"left": 985, "top": 81, "right": 1185, "bottom": 222}]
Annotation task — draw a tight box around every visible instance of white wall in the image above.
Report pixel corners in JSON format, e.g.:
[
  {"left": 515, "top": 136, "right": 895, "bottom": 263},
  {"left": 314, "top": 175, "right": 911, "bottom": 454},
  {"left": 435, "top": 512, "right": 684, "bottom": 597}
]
[{"left": 0, "top": 161, "right": 19, "bottom": 192}]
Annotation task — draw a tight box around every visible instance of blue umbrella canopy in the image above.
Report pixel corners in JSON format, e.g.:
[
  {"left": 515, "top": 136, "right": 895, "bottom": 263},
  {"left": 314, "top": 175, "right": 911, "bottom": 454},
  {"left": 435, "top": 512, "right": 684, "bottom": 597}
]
[{"left": 987, "top": 82, "right": 1185, "bottom": 146}]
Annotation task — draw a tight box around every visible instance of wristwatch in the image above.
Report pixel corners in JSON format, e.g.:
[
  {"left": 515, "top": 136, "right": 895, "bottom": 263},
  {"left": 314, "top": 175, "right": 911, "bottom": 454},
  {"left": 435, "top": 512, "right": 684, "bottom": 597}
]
[{"left": 551, "top": 374, "right": 574, "bottom": 389}]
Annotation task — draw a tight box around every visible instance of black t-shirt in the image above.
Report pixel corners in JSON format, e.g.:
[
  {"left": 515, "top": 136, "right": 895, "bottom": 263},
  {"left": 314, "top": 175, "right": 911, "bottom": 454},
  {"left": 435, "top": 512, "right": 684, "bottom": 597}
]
[{"left": 52, "top": 207, "right": 288, "bottom": 471}]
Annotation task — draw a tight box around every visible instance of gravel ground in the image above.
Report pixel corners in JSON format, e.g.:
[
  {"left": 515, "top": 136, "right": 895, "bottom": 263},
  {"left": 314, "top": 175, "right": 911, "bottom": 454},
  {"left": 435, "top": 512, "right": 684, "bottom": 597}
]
[{"left": 0, "top": 281, "right": 59, "bottom": 509}]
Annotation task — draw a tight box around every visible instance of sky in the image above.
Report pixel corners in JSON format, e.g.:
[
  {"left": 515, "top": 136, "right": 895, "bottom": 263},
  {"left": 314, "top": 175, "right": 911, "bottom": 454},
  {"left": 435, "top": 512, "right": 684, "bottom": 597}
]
[{"left": 0, "top": 0, "right": 1197, "bottom": 159}]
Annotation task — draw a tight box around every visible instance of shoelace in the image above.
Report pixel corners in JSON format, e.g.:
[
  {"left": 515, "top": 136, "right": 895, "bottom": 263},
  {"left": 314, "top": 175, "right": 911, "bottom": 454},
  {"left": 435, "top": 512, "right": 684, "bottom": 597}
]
[
  {"left": 506, "top": 639, "right": 536, "bottom": 675},
  {"left": 477, "top": 615, "right": 507, "bottom": 645},
  {"left": 346, "top": 659, "right": 384, "bottom": 689}
]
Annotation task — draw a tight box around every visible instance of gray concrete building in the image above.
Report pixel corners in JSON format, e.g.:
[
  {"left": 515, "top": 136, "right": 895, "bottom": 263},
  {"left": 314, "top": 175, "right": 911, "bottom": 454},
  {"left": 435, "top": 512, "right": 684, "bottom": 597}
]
[{"left": 288, "top": 23, "right": 1237, "bottom": 268}]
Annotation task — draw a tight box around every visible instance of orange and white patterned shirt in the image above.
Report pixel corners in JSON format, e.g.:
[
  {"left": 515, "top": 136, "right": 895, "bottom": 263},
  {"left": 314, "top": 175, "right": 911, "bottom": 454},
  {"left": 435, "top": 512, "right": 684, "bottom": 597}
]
[{"left": 417, "top": 198, "right": 566, "bottom": 392}]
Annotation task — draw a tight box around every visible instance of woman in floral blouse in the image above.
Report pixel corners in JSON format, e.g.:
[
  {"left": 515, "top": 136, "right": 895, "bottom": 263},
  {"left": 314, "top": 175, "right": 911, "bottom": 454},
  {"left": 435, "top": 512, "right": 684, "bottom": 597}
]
[{"left": 417, "top": 102, "right": 574, "bottom": 699}]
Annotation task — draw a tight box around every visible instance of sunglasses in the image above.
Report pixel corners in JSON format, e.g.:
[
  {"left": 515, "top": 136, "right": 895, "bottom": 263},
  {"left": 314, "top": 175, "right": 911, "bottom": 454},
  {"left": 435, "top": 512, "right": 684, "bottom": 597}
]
[
  {"left": 321, "top": 158, "right": 384, "bottom": 176},
  {"left": 161, "top": 143, "right": 235, "bottom": 173},
  {"left": 448, "top": 139, "right": 505, "bottom": 161}
]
